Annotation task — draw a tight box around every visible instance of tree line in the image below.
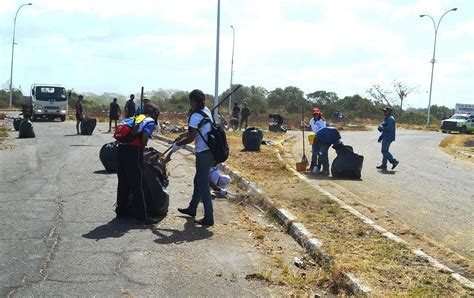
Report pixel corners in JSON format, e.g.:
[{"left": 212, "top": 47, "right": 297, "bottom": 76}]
[{"left": 1, "top": 83, "right": 453, "bottom": 125}]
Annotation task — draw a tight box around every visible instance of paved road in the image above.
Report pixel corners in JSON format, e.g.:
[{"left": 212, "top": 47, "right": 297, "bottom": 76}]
[
  {"left": 0, "top": 119, "right": 292, "bottom": 296},
  {"left": 290, "top": 128, "right": 474, "bottom": 259}
]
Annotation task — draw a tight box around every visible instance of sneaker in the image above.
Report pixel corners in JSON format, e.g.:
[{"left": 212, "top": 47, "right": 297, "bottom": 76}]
[
  {"left": 376, "top": 165, "right": 387, "bottom": 170},
  {"left": 178, "top": 207, "right": 196, "bottom": 217},
  {"left": 391, "top": 160, "right": 399, "bottom": 170},
  {"left": 195, "top": 218, "right": 214, "bottom": 226}
]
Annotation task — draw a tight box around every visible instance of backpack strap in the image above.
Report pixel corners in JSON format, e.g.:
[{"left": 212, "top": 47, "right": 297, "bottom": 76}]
[{"left": 190, "top": 110, "right": 213, "bottom": 148}]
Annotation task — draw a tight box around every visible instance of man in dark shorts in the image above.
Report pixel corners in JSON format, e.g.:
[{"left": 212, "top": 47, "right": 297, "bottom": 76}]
[
  {"left": 108, "top": 97, "right": 121, "bottom": 132},
  {"left": 75, "top": 95, "right": 84, "bottom": 135}
]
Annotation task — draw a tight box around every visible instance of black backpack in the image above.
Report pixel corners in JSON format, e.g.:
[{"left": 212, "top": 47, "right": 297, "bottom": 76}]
[{"left": 194, "top": 110, "right": 229, "bottom": 163}]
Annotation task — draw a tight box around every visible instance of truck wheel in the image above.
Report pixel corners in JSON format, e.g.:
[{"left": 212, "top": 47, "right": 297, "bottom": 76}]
[
  {"left": 441, "top": 130, "right": 447, "bottom": 133},
  {"left": 60, "top": 116, "right": 66, "bottom": 122},
  {"left": 461, "top": 126, "right": 467, "bottom": 134}
]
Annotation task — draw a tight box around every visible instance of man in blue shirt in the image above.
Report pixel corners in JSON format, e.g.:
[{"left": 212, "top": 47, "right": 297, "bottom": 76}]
[
  {"left": 315, "top": 127, "right": 341, "bottom": 176},
  {"left": 377, "top": 107, "right": 399, "bottom": 171}
]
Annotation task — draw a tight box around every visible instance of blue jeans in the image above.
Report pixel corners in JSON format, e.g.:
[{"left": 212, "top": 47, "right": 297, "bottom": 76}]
[
  {"left": 188, "top": 150, "right": 215, "bottom": 221},
  {"left": 319, "top": 143, "right": 330, "bottom": 173},
  {"left": 311, "top": 142, "right": 321, "bottom": 170},
  {"left": 381, "top": 140, "right": 396, "bottom": 167}
]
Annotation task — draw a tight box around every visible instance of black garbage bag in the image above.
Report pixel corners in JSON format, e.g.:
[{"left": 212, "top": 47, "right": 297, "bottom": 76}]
[
  {"left": 81, "top": 118, "right": 97, "bottom": 135},
  {"left": 142, "top": 147, "right": 169, "bottom": 217},
  {"left": 18, "top": 119, "right": 35, "bottom": 138},
  {"left": 99, "top": 142, "right": 118, "bottom": 172},
  {"left": 331, "top": 143, "right": 364, "bottom": 179},
  {"left": 13, "top": 117, "right": 23, "bottom": 131},
  {"left": 242, "top": 127, "right": 263, "bottom": 151}
]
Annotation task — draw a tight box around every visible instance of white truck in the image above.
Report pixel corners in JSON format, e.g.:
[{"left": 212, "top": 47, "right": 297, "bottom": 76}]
[
  {"left": 440, "top": 103, "right": 474, "bottom": 134},
  {"left": 21, "top": 84, "right": 68, "bottom": 121}
]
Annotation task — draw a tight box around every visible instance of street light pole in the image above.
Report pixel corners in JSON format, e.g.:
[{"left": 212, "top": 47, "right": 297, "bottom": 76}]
[
  {"left": 420, "top": 8, "right": 457, "bottom": 127},
  {"left": 213, "top": 0, "right": 220, "bottom": 120},
  {"left": 9, "top": 3, "right": 32, "bottom": 109},
  {"left": 229, "top": 25, "right": 235, "bottom": 118}
]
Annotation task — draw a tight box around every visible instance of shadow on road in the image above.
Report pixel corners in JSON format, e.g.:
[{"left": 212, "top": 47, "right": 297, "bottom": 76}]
[
  {"left": 303, "top": 173, "right": 363, "bottom": 181},
  {"left": 64, "top": 134, "right": 79, "bottom": 137},
  {"left": 379, "top": 170, "right": 396, "bottom": 175},
  {"left": 82, "top": 218, "right": 159, "bottom": 240},
  {"left": 94, "top": 169, "right": 115, "bottom": 175},
  {"left": 152, "top": 217, "right": 213, "bottom": 245}
]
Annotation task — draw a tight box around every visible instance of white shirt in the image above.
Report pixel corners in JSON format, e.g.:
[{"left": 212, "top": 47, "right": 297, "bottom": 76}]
[
  {"left": 188, "top": 107, "right": 213, "bottom": 153},
  {"left": 309, "top": 117, "right": 326, "bottom": 133}
]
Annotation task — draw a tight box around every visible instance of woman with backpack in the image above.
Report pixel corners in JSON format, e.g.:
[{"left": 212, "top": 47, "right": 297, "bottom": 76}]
[{"left": 172, "top": 89, "right": 215, "bottom": 226}]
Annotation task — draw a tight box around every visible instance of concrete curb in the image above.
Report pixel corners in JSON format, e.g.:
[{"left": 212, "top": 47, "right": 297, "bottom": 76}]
[
  {"left": 277, "top": 152, "right": 474, "bottom": 291},
  {"left": 153, "top": 135, "right": 371, "bottom": 294}
]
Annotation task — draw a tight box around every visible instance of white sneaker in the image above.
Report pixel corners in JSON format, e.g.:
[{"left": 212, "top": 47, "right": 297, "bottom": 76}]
[{"left": 312, "top": 166, "right": 320, "bottom": 174}]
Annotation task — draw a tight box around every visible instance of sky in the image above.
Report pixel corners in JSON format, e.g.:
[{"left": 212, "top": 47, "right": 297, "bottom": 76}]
[{"left": 0, "top": 0, "right": 473, "bottom": 109}]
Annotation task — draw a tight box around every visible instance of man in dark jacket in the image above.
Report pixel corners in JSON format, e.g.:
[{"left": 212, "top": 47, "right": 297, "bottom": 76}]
[
  {"left": 240, "top": 102, "right": 250, "bottom": 130},
  {"left": 377, "top": 107, "right": 399, "bottom": 171},
  {"left": 124, "top": 94, "right": 136, "bottom": 118},
  {"left": 108, "top": 97, "right": 121, "bottom": 132}
]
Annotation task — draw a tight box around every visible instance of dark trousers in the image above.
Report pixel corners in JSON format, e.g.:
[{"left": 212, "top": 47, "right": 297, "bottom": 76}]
[
  {"left": 239, "top": 117, "right": 249, "bottom": 130},
  {"left": 116, "top": 145, "right": 148, "bottom": 220}
]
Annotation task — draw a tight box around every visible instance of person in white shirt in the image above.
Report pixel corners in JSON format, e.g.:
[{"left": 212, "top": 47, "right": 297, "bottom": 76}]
[
  {"left": 172, "top": 89, "right": 215, "bottom": 227},
  {"left": 209, "top": 166, "right": 231, "bottom": 197},
  {"left": 309, "top": 108, "right": 326, "bottom": 173}
]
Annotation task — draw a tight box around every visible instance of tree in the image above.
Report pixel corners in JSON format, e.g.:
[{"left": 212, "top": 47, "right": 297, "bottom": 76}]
[
  {"left": 307, "top": 90, "right": 339, "bottom": 106},
  {"left": 366, "top": 84, "right": 394, "bottom": 108},
  {"left": 392, "top": 80, "right": 417, "bottom": 118}
]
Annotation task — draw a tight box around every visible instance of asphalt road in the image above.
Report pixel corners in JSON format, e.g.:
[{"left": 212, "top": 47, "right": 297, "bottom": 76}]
[
  {"left": 0, "top": 119, "right": 291, "bottom": 296},
  {"left": 290, "top": 128, "right": 474, "bottom": 259}
]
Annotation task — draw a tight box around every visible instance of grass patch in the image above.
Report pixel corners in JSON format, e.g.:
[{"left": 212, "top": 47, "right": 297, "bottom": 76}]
[
  {"left": 0, "top": 125, "right": 9, "bottom": 138},
  {"left": 439, "top": 135, "right": 474, "bottom": 163},
  {"left": 398, "top": 123, "right": 439, "bottom": 131}
]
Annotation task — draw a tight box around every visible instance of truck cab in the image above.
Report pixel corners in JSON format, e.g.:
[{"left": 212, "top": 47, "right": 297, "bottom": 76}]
[
  {"left": 440, "top": 113, "right": 474, "bottom": 134},
  {"left": 30, "top": 84, "right": 68, "bottom": 121}
]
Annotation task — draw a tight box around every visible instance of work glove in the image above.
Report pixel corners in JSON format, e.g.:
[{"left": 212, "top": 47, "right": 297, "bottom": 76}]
[
  {"left": 172, "top": 143, "right": 182, "bottom": 153},
  {"left": 218, "top": 188, "right": 228, "bottom": 197},
  {"left": 377, "top": 136, "right": 382, "bottom": 143},
  {"left": 377, "top": 126, "right": 383, "bottom": 132}
]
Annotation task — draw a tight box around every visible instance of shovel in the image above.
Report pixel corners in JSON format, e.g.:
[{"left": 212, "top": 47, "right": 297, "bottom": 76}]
[{"left": 296, "top": 105, "right": 308, "bottom": 172}]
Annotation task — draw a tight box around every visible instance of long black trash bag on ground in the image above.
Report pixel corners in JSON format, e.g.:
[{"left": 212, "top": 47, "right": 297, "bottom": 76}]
[
  {"left": 142, "top": 147, "right": 169, "bottom": 217},
  {"left": 331, "top": 143, "right": 364, "bottom": 179},
  {"left": 81, "top": 118, "right": 97, "bottom": 135},
  {"left": 99, "top": 142, "right": 118, "bottom": 172},
  {"left": 18, "top": 119, "right": 35, "bottom": 138}
]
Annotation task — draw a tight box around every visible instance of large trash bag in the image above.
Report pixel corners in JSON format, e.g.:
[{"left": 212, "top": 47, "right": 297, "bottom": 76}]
[
  {"left": 81, "top": 118, "right": 97, "bottom": 135},
  {"left": 242, "top": 127, "right": 263, "bottom": 151},
  {"left": 142, "top": 147, "right": 169, "bottom": 217},
  {"left": 13, "top": 117, "right": 23, "bottom": 131},
  {"left": 99, "top": 142, "right": 118, "bottom": 172},
  {"left": 18, "top": 119, "right": 35, "bottom": 138},
  {"left": 331, "top": 143, "right": 364, "bottom": 179}
]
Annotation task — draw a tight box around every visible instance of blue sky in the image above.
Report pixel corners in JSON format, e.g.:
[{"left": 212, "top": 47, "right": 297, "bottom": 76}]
[{"left": 0, "top": 0, "right": 473, "bottom": 108}]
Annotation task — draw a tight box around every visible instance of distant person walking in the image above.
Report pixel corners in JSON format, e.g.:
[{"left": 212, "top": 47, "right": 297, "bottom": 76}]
[
  {"left": 376, "top": 107, "right": 399, "bottom": 171},
  {"left": 309, "top": 108, "right": 326, "bottom": 173},
  {"left": 240, "top": 102, "right": 250, "bottom": 130},
  {"left": 231, "top": 102, "right": 240, "bottom": 131},
  {"left": 108, "top": 97, "right": 121, "bottom": 132},
  {"left": 124, "top": 94, "right": 136, "bottom": 118},
  {"left": 75, "top": 95, "right": 84, "bottom": 135}
]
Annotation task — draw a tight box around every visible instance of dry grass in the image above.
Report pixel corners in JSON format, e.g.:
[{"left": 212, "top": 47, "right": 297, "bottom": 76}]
[
  {"left": 0, "top": 125, "right": 9, "bottom": 138},
  {"left": 398, "top": 123, "right": 439, "bottom": 131},
  {"left": 222, "top": 132, "right": 472, "bottom": 295},
  {"left": 439, "top": 135, "right": 474, "bottom": 163}
]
